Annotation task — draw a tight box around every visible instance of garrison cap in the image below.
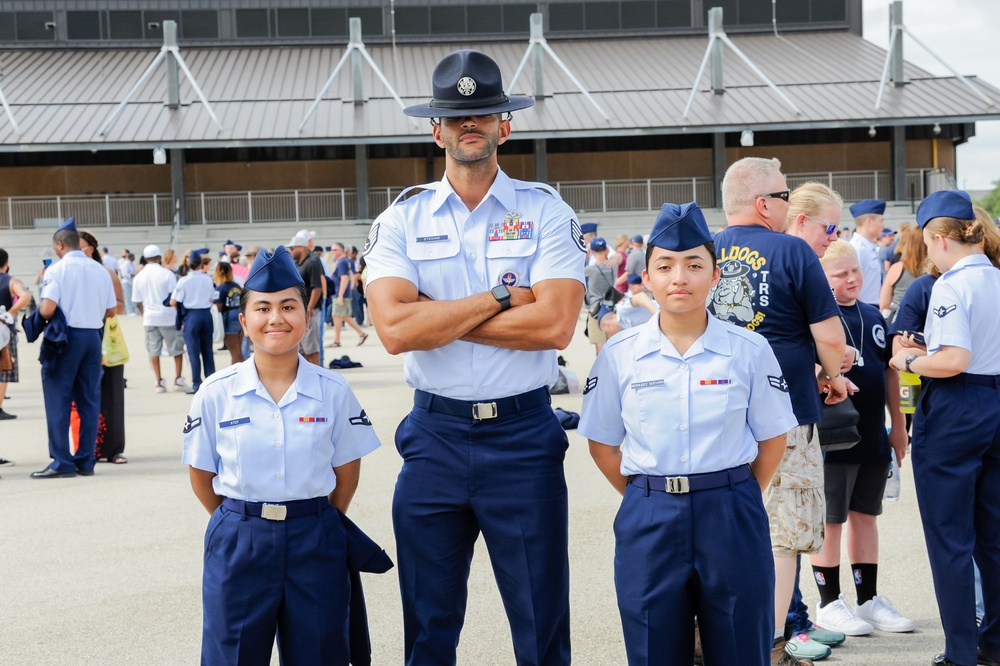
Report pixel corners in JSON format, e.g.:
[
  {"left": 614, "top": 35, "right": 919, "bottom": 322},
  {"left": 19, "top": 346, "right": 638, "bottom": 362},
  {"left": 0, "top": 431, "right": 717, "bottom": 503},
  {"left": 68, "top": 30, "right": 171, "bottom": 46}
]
[{"left": 648, "top": 202, "right": 713, "bottom": 252}]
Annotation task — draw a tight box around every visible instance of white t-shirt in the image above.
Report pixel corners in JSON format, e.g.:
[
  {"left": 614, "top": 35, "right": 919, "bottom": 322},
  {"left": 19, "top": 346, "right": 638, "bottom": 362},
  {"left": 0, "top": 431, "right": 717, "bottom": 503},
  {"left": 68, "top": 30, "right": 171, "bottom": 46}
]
[{"left": 131, "top": 262, "right": 178, "bottom": 327}]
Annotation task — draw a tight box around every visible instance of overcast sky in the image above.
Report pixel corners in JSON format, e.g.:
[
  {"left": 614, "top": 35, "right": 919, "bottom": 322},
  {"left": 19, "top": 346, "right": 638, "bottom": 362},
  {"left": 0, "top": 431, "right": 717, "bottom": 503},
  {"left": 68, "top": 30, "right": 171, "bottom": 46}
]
[{"left": 861, "top": 0, "right": 1000, "bottom": 191}]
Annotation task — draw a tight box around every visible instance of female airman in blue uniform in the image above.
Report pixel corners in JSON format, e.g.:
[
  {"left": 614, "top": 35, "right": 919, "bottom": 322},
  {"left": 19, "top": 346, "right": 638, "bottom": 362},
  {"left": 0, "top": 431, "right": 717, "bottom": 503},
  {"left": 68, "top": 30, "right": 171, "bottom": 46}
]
[
  {"left": 889, "top": 191, "right": 1000, "bottom": 666},
  {"left": 580, "top": 202, "right": 798, "bottom": 665},
  {"left": 182, "top": 246, "right": 380, "bottom": 665}
]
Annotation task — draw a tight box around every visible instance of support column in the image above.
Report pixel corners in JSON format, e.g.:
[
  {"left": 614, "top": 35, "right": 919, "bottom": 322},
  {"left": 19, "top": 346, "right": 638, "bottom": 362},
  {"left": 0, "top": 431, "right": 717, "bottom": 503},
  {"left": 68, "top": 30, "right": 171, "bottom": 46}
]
[
  {"left": 534, "top": 138, "right": 548, "bottom": 183},
  {"left": 355, "top": 143, "right": 369, "bottom": 220},
  {"left": 891, "top": 125, "right": 906, "bottom": 201},
  {"left": 170, "top": 148, "right": 186, "bottom": 227},
  {"left": 712, "top": 132, "right": 726, "bottom": 209}
]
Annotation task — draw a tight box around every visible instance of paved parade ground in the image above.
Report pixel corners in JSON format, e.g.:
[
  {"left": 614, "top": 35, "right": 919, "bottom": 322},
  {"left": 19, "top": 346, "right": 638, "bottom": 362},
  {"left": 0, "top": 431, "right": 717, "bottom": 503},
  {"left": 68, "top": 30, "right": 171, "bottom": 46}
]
[{"left": 1, "top": 314, "right": 950, "bottom": 664}]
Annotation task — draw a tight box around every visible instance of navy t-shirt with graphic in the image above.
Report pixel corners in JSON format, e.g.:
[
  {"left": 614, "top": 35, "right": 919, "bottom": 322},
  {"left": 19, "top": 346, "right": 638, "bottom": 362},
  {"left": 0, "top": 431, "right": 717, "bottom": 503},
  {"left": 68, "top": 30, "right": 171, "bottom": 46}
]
[
  {"left": 334, "top": 256, "right": 354, "bottom": 299},
  {"left": 827, "top": 302, "right": 892, "bottom": 464},
  {"left": 709, "top": 225, "right": 840, "bottom": 425}
]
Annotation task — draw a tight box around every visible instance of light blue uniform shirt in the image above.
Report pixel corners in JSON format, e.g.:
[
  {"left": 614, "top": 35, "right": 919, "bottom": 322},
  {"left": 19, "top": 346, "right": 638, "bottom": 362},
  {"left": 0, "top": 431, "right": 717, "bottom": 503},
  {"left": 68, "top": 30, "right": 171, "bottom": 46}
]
[
  {"left": 925, "top": 253, "right": 1000, "bottom": 375},
  {"left": 615, "top": 289, "right": 656, "bottom": 329},
  {"left": 172, "top": 271, "right": 217, "bottom": 309},
  {"left": 579, "top": 313, "right": 797, "bottom": 477},
  {"left": 850, "top": 234, "right": 883, "bottom": 305},
  {"left": 40, "top": 251, "right": 116, "bottom": 329},
  {"left": 364, "top": 168, "right": 586, "bottom": 400},
  {"left": 182, "top": 356, "right": 381, "bottom": 502}
]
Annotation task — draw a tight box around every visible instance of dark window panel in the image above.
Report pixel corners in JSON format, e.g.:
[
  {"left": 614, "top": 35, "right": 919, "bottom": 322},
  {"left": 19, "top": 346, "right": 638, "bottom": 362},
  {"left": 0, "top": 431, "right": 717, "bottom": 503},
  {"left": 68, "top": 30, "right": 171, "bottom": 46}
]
[
  {"left": 395, "top": 6, "right": 430, "bottom": 35},
  {"left": 144, "top": 11, "right": 180, "bottom": 40},
  {"left": 467, "top": 5, "right": 502, "bottom": 33},
  {"left": 502, "top": 4, "right": 535, "bottom": 33},
  {"left": 109, "top": 11, "right": 142, "bottom": 40},
  {"left": 660, "top": 0, "right": 694, "bottom": 28},
  {"left": 622, "top": 1, "right": 656, "bottom": 29},
  {"left": 550, "top": 3, "right": 584, "bottom": 32},
  {"left": 430, "top": 6, "right": 465, "bottom": 35},
  {"left": 16, "top": 11, "right": 55, "bottom": 41},
  {"left": 312, "top": 8, "right": 346, "bottom": 36},
  {"left": 811, "top": 0, "right": 847, "bottom": 22},
  {"left": 347, "top": 8, "right": 383, "bottom": 37},
  {"left": 586, "top": 2, "right": 620, "bottom": 30},
  {"left": 739, "top": 0, "right": 774, "bottom": 25},
  {"left": 277, "top": 8, "right": 309, "bottom": 37},
  {"left": 236, "top": 9, "right": 270, "bottom": 38},
  {"left": 0, "top": 13, "right": 13, "bottom": 41},
  {"left": 67, "top": 11, "right": 101, "bottom": 40},
  {"left": 778, "top": 0, "right": 809, "bottom": 23},
  {"left": 182, "top": 10, "right": 218, "bottom": 39}
]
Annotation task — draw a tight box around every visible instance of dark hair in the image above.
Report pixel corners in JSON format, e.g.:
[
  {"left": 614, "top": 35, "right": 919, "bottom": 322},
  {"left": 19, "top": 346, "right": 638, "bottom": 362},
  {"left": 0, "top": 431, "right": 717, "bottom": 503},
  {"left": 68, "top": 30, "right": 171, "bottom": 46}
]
[
  {"left": 239, "top": 283, "right": 309, "bottom": 316},
  {"left": 53, "top": 229, "right": 80, "bottom": 249},
  {"left": 0, "top": 249, "right": 8, "bottom": 268},
  {"left": 645, "top": 241, "right": 717, "bottom": 268},
  {"left": 78, "top": 230, "right": 103, "bottom": 264},
  {"left": 188, "top": 255, "right": 202, "bottom": 270}
]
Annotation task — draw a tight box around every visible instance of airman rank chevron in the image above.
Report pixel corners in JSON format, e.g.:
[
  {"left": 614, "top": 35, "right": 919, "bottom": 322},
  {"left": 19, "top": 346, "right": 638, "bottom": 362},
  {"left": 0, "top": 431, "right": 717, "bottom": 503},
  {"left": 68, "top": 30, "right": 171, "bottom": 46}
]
[
  {"left": 299, "top": 417, "right": 328, "bottom": 423},
  {"left": 583, "top": 377, "right": 598, "bottom": 395}
]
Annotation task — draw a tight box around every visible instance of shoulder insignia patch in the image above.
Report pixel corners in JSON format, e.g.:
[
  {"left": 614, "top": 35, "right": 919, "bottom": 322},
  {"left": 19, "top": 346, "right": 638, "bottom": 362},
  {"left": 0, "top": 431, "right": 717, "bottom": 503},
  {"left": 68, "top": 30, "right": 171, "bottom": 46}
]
[
  {"left": 583, "top": 376, "right": 598, "bottom": 395},
  {"left": 349, "top": 409, "right": 373, "bottom": 426},
  {"left": 571, "top": 219, "right": 586, "bottom": 252},
  {"left": 933, "top": 304, "right": 957, "bottom": 318},
  {"left": 363, "top": 223, "right": 379, "bottom": 255},
  {"left": 767, "top": 375, "right": 789, "bottom": 392},
  {"left": 183, "top": 416, "right": 202, "bottom": 434}
]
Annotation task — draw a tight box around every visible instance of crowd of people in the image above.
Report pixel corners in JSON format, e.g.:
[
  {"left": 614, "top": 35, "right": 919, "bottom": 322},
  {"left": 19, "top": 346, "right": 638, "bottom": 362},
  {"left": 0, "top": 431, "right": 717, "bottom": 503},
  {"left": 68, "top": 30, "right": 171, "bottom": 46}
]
[{"left": 0, "top": 47, "right": 997, "bottom": 666}]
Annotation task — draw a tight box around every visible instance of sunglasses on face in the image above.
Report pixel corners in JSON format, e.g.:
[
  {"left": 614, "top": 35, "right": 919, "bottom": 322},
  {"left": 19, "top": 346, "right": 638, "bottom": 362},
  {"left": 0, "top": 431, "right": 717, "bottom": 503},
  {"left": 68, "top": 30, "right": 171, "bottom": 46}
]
[
  {"left": 757, "top": 189, "right": 790, "bottom": 201},
  {"left": 806, "top": 216, "right": 839, "bottom": 235}
]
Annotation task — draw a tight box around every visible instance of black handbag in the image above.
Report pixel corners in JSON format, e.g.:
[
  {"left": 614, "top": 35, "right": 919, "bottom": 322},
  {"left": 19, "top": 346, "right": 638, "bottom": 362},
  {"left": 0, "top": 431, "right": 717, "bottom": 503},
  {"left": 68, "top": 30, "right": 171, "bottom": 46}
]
[{"left": 816, "top": 398, "right": 861, "bottom": 452}]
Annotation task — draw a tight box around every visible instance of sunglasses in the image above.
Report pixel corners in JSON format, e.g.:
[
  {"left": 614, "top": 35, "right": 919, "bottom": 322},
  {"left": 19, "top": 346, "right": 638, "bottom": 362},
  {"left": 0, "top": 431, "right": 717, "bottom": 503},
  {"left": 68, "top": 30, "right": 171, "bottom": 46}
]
[
  {"left": 757, "top": 189, "right": 790, "bottom": 201},
  {"left": 805, "top": 216, "right": 839, "bottom": 235}
]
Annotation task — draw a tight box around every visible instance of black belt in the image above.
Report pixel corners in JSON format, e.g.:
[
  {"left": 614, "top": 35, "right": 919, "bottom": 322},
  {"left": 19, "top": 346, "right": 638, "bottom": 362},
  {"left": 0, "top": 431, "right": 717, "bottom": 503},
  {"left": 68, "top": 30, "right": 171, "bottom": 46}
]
[
  {"left": 414, "top": 387, "right": 551, "bottom": 421},
  {"left": 222, "top": 496, "right": 329, "bottom": 521},
  {"left": 937, "top": 372, "right": 1000, "bottom": 387},
  {"left": 629, "top": 464, "right": 752, "bottom": 494}
]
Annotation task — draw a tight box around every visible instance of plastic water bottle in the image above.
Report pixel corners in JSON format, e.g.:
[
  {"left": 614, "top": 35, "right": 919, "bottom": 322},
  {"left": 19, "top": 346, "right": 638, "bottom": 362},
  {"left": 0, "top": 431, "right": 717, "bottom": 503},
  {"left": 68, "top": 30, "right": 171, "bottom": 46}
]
[{"left": 885, "top": 449, "right": 901, "bottom": 501}]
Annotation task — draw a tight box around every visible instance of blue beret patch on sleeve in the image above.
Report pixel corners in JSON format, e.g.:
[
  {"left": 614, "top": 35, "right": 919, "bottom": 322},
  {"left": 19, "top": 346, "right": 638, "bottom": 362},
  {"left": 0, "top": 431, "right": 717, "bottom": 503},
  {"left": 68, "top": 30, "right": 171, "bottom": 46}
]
[
  {"left": 183, "top": 416, "right": 202, "bottom": 434},
  {"left": 349, "top": 409, "right": 373, "bottom": 426},
  {"left": 583, "top": 376, "right": 598, "bottom": 395},
  {"left": 768, "top": 375, "right": 789, "bottom": 392}
]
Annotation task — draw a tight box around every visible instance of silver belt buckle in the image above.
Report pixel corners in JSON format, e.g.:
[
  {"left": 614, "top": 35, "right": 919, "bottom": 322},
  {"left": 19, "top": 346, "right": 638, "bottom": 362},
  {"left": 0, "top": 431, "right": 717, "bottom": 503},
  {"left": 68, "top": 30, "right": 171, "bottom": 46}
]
[
  {"left": 472, "top": 402, "right": 498, "bottom": 420},
  {"left": 261, "top": 503, "right": 287, "bottom": 521},
  {"left": 665, "top": 476, "right": 690, "bottom": 494}
]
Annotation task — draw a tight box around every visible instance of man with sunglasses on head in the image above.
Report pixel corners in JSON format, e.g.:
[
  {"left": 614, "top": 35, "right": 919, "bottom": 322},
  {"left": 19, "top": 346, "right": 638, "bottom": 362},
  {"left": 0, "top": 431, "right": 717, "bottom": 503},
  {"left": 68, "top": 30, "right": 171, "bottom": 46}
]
[
  {"left": 364, "top": 49, "right": 585, "bottom": 665},
  {"left": 709, "top": 157, "right": 847, "bottom": 665}
]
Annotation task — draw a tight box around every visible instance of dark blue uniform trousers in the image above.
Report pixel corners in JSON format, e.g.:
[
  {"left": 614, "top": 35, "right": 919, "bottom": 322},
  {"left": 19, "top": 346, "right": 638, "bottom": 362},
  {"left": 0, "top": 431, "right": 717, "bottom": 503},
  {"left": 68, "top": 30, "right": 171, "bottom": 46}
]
[
  {"left": 913, "top": 377, "right": 1000, "bottom": 666},
  {"left": 182, "top": 308, "right": 215, "bottom": 391},
  {"left": 201, "top": 500, "right": 350, "bottom": 666},
  {"left": 392, "top": 403, "right": 571, "bottom": 666},
  {"left": 614, "top": 475, "right": 773, "bottom": 666},
  {"left": 41, "top": 327, "right": 102, "bottom": 473}
]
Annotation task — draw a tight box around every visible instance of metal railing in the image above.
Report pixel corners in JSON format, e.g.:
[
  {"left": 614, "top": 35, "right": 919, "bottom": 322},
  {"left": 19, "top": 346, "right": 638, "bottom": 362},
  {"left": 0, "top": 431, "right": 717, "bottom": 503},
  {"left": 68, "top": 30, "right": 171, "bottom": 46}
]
[{"left": 0, "top": 169, "right": 946, "bottom": 230}]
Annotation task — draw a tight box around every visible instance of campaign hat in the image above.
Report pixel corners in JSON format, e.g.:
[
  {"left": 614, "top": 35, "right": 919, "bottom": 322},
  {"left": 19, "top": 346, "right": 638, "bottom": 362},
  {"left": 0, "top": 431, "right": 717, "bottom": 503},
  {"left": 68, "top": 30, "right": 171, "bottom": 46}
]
[{"left": 403, "top": 50, "right": 533, "bottom": 118}]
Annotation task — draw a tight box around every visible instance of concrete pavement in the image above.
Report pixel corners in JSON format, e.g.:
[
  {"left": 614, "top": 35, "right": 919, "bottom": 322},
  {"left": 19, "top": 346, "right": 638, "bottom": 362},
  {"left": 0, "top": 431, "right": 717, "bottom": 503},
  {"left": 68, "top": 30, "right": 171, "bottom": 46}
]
[{"left": 1, "top": 314, "right": 949, "bottom": 664}]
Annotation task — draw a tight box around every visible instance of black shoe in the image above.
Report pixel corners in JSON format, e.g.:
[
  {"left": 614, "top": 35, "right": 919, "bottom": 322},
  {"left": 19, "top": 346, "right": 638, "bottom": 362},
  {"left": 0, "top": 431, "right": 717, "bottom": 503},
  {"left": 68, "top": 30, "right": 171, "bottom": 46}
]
[
  {"left": 933, "top": 655, "right": 959, "bottom": 665},
  {"left": 76, "top": 468, "right": 95, "bottom": 477},
  {"left": 0, "top": 458, "right": 14, "bottom": 467},
  {"left": 0, "top": 409, "right": 16, "bottom": 420},
  {"left": 980, "top": 649, "right": 1000, "bottom": 666},
  {"left": 30, "top": 467, "right": 77, "bottom": 479}
]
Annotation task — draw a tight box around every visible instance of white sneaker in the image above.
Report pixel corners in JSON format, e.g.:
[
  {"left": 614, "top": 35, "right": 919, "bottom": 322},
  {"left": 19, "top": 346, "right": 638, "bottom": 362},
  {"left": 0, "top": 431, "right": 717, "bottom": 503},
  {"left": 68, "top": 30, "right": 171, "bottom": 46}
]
[
  {"left": 816, "top": 594, "right": 875, "bottom": 636},
  {"left": 173, "top": 377, "right": 188, "bottom": 392},
  {"left": 855, "top": 595, "right": 917, "bottom": 632},
  {"left": 155, "top": 379, "right": 166, "bottom": 394}
]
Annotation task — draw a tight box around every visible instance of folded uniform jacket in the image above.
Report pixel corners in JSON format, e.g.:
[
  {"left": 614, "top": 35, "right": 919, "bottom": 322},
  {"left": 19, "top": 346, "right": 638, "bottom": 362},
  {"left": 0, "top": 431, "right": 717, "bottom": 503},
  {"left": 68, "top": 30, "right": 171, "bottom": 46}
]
[
  {"left": 339, "top": 510, "right": 393, "bottom": 666},
  {"left": 553, "top": 407, "right": 580, "bottom": 430},
  {"left": 329, "top": 355, "right": 363, "bottom": 369},
  {"left": 23, "top": 307, "right": 69, "bottom": 373}
]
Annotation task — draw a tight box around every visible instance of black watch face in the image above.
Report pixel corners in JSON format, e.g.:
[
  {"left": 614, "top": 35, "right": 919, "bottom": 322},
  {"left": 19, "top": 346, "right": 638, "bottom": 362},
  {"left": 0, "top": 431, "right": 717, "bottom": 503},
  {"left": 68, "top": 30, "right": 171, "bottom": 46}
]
[{"left": 492, "top": 285, "right": 510, "bottom": 300}]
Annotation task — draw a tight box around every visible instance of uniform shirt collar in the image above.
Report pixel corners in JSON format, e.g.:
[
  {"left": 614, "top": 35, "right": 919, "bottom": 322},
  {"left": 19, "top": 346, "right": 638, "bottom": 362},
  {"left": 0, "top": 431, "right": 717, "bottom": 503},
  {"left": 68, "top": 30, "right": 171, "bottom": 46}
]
[
  {"left": 232, "top": 355, "right": 323, "bottom": 405},
  {"left": 942, "top": 252, "right": 992, "bottom": 279},
  {"left": 63, "top": 250, "right": 87, "bottom": 260},
  {"left": 432, "top": 167, "right": 514, "bottom": 214},
  {"left": 633, "top": 310, "right": 732, "bottom": 361}
]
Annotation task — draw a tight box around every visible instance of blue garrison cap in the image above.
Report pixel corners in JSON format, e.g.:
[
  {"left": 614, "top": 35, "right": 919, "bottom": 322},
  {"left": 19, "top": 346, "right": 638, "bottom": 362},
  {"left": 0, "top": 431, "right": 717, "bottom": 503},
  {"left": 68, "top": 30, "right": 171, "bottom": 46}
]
[
  {"left": 224, "top": 239, "right": 243, "bottom": 251},
  {"left": 648, "top": 202, "right": 712, "bottom": 252},
  {"left": 916, "top": 190, "right": 975, "bottom": 229},
  {"left": 590, "top": 237, "right": 607, "bottom": 252},
  {"left": 245, "top": 246, "right": 305, "bottom": 292},
  {"left": 57, "top": 217, "right": 76, "bottom": 232},
  {"left": 580, "top": 222, "right": 599, "bottom": 235},
  {"left": 191, "top": 247, "right": 210, "bottom": 259},
  {"left": 849, "top": 199, "right": 886, "bottom": 218},
  {"left": 626, "top": 273, "right": 643, "bottom": 285}
]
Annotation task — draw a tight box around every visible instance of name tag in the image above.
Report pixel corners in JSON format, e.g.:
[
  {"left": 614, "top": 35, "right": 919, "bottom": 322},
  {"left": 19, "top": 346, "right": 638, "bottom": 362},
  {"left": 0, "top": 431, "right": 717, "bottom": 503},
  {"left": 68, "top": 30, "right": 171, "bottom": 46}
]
[
  {"left": 416, "top": 235, "right": 449, "bottom": 243},
  {"left": 219, "top": 417, "right": 251, "bottom": 429},
  {"left": 631, "top": 379, "right": 665, "bottom": 390}
]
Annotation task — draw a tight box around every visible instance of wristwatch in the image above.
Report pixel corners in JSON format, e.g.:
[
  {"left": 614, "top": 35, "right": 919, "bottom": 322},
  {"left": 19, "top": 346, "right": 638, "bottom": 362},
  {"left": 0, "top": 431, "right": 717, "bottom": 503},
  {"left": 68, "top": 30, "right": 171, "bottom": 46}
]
[
  {"left": 491, "top": 284, "right": 512, "bottom": 311},
  {"left": 904, "top": 354, "right": 918, "bottom": 373}
]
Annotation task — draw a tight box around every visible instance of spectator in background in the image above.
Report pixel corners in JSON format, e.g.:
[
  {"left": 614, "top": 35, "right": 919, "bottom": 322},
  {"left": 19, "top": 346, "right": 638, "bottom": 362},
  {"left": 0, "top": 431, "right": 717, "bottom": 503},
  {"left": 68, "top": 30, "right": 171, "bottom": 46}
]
[
  {"left": 289, "top": 231, "right": 324, "bottom": 366},
  {"left": 329, "top": 243, "right": 368, "bottom": 348},
  {"left": 213, "top": 262, "right": 244, "bottom": 366},
  {"left": 0, "top": 248, "right": 31, "bottom": 428},
  {"left": 171, "top": 252, "right": 217, "bottom": 394},
  {"left": 222, "top": 240, "right": 248, "bottom": 285},
  {"left": 880, "top": 225, "right": 927, "bottom": 323},
  {"left": 349, "top": 246, "right": 366, "bottom": 327},
  {"left": 599, "top": 273, "right": 657, "bottom": 338},
  {"left": 848, "top": 200, "right": 886, "bottom": 306},
  {"left": 119, "top": 250, "right": 137, "bottom": 315},
  {"left": 100, "top": 247, "right": 119, "bottom": 273},
  {"left": 132, "top": 245, "right": 187, "bottom": 393},
  {"left": 878, "top": 230, "right": 896, "bottom": 274},
  {"left": 612, "top": 234, "right": 630, "bottom": 294},
  {"left": 584, "top": 237, "right": 617, "bottom": 355},
  {"left": 162, "top": 248, "right": 178, "bottom": 275}
]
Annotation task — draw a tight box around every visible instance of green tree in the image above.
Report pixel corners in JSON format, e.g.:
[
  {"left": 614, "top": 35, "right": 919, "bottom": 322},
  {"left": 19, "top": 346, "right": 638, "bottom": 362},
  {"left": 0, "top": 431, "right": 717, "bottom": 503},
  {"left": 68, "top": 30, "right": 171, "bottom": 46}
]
[{"left": 976, "top": 180, "right": 1000, "bottom": 218}]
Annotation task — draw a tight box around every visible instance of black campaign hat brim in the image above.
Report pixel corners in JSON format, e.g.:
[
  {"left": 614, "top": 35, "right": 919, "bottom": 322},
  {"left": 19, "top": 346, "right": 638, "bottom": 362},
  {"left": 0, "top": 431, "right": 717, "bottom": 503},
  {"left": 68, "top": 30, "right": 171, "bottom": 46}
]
[{"left": 403, "top": 95, "right": 535, "bottom": 118}]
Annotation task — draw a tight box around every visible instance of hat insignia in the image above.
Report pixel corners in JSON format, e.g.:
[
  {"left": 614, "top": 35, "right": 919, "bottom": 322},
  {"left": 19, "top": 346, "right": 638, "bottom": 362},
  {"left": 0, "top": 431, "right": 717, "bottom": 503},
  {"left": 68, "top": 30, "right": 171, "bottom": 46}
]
[{"left": 457, "top": 77, "right": 476, "bottom": 96}]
